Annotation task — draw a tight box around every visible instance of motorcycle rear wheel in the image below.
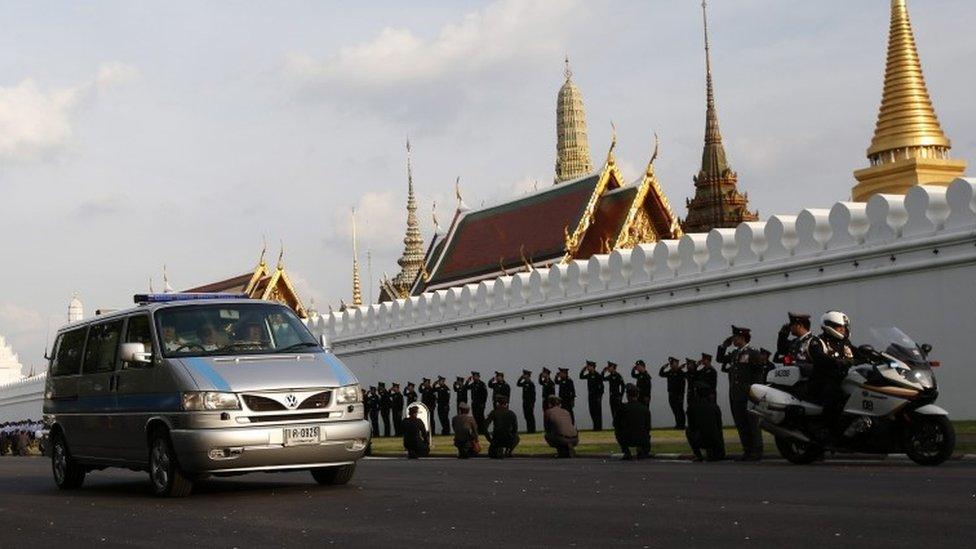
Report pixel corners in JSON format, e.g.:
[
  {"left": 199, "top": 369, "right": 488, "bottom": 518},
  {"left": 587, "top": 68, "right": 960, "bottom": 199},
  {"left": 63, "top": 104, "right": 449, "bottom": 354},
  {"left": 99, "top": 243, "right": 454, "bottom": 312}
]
[
  {"left": 775, "top": 436, "right": 824, "bottom": 465},
  {"left": 904, "top": 415, "right": 955, "bottom": 466}
]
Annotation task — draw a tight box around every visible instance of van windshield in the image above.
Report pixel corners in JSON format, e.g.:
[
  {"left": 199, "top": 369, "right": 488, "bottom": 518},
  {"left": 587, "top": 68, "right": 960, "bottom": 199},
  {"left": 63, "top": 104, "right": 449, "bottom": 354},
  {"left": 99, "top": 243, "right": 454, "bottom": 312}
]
[{"left": 156, "top": 303, "right": 319, "bottom": 358}]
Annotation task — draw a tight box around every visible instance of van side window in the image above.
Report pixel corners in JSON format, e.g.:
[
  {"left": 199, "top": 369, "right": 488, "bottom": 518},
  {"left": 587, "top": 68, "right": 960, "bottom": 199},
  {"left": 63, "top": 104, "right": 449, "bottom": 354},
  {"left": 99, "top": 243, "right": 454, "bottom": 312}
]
[
  {"left": 83, "top": 320, "right": 124, "bottom": 373},
  {"left": 52, "top": 328, "right": 87, "bottom": 377},
  {"left": 125, "top": 315, "right": 154, "bottom": 354}
]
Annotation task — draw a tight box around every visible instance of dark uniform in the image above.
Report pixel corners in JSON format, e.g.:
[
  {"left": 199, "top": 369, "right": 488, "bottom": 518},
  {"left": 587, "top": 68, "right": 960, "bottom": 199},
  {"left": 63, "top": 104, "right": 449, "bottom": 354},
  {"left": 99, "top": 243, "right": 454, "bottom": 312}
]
[
  {"left": 658, "top": 357, "right": 686, "bottom": 429},
  {"left": 465, "top": 372, "right": 489, "bottom": 434},
  {"left": 364, "top": 387, "right": 380, "bottom": 436},
  {"left": 453, "top": 376, "right": 468, "bottom": 404},
  {"left": 685, "top": 354, "right": 725, "bottom": 461},
  {"left": 390, "top": 384, "right": 405, "bottom": 436},
  {"left": 717, "top": 326, "right": 765, "bottom": 460},
  {"left": 516, "top": 370, "right": 537, "bottom": 433},
  {"left": 555, "top": 368, "right": 576, "bottom": 424},
  {"left": 488, "top": 372, "right": 511, "bottom": 405},
  {"left": 404, "top": 383, "right": 418, "bottom": 406},
  {"left": 579, "top": 360, "right": 605, "bottom": 431},
  {"left": 774, "top": 312, "right": 814, "bottom": 364},
  {"left": 808, "top": 332, "right": 856, "bottom": 430},
  {"left": 603, "top": 363, "right": 625, "bottom": 422},
  {"left": 434, "top": 377, "right": 452, "bottom": 435},
  {"left": 378, "top": 382, "right": 392, "bottom": 437},
  {"left": 630, "top": 361, "right": 652, "bottom": 409},
  {"left": 539, "top": 368, "right": 556, "bottom": 401},
  {"left": 419, "top": 379, "right": 437, "bottom": 435}
]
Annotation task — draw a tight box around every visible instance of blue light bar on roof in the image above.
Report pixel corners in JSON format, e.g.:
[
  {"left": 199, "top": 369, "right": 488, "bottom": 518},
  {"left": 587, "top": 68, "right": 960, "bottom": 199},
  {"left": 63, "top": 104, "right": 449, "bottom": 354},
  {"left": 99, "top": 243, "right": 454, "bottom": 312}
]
[{"left": 133, "top": 293, "right": 251, "bottom": 304}]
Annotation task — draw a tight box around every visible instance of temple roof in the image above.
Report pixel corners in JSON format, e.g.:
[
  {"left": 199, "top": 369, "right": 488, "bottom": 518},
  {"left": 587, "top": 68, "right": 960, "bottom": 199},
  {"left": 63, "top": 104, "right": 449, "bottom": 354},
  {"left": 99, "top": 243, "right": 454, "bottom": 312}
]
[
  {"left": 576, "top": 184, "right": 637, "bottom": 258},
  {"left": 185, "top": 273, "right": 253, "bottom": 294},
  {"left": 182, "top": 256, "right": 307, "bottom": 318},
  {"left": 424, "top": 172, "right": 602, "bottom": 290}
]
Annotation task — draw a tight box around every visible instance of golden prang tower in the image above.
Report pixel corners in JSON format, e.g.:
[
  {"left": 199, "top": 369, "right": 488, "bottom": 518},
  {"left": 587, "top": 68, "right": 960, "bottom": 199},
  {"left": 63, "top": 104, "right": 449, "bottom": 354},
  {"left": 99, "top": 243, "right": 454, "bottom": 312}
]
[
  {"left": 852, "top": 0, "right": 967, "bottom": 201},
  {"left": 555, "top": 57, "right": 593, "bottom": 183},
  {"left": 682, "top": 1, "right": 757, "bottom": 234}
]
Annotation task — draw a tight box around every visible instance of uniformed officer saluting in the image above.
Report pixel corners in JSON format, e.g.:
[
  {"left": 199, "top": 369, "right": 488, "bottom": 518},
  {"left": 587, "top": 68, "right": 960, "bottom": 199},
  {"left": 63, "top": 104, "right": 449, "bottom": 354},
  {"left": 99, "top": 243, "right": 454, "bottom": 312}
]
[
  {"left": 555, "top": 367, "right": 577, "bottom": 424},
  {"left": 658, "top": 356, "right": 686, "bottom": 429},
  {"left": 630, "top": 360, "right": 652, "bottom": 409},
  {"left": 433, "top": 376, "right": 452, "bottom": 436},
  {"left": 365, "top": 386, "right": 380, "bottom": 437},
  {"left": 419, "top": 378, "right": 437, "bottom": 435},
  {"left": 538, "top": 368, "right": 556, "bottom": 401},
  {"left": 488, "top": 371, "right": 511, "bottom": 404},
  {"left": 685, "top": 354, "right": 725, "bottom": 461},
  {"left": 775, "top": 312, "right": 814, "bottom": 364},
  {"left": 378, "top": 382, "right": 392, "bottom": 437},
  {"left": 465, "top": 371, "right": 489, "bottom": 434},
  {"left": 390, "top": 382, "right": 405, "bottom": 437},
  {"left": 404, "top": 382, "right": 418, "bottom": 406},
  {"left": 579, "top": 360, "right": 605, "bottom": 431},
  {"left": 603, "top": 361, "right": 625, "bottom": 422},
  {"left": 516, "top": 369, "right": 537, "bottom": 433},
  {"left": 717, "top": 325, "right": 764, "bottom": 461},
  {"left": 453, "top": 376, "right": 468, "bottom": 404}
]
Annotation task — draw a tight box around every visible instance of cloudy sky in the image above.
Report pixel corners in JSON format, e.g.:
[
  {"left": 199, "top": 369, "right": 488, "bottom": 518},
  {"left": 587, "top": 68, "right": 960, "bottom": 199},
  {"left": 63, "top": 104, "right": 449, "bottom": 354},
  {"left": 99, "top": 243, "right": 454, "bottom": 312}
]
[{"left": 1, "top": 0, "right": 974, "bottom": 368}]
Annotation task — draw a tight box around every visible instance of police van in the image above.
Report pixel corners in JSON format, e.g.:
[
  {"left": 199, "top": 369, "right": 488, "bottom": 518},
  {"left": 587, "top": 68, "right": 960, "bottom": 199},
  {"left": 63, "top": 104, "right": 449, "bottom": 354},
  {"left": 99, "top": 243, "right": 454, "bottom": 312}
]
[{"left": 44, "top": 293, "right": 370, "bottom": 497}]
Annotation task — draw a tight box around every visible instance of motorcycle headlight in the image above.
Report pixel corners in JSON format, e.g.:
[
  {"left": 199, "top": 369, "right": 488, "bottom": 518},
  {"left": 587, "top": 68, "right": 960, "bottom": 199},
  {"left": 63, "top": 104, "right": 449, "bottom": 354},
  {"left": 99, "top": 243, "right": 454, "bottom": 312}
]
[
  {"left": 335, "top": 384, "right": 361, "bottom": 404},
  {"left": 182, "top": 392, "right": 240, "bottom": 411}
]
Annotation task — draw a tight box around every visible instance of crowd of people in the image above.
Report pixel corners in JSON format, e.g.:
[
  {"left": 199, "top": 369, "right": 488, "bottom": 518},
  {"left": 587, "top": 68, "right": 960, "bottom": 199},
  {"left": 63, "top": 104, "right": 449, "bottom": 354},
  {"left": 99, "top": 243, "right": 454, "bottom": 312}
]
[
  {"left": 365, "top": 310, "right": 856, "bottom": 461},
  {"left": 0, "top": 420, "right": 44, "bottom": 456}
]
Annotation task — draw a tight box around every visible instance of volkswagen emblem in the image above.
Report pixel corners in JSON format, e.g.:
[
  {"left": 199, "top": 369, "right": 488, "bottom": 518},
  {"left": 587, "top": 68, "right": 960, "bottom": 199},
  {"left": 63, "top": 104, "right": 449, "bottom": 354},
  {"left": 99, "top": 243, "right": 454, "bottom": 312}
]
[{"left": 285, "top": 394, "right": 299, "bottom": 408}]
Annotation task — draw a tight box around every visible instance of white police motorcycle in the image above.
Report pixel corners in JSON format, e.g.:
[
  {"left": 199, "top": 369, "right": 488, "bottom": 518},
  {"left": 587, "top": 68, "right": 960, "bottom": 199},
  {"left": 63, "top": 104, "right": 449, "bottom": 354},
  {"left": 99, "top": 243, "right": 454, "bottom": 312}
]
[{"left": 748, "top": 327, "right": 955, "bottom": 466}]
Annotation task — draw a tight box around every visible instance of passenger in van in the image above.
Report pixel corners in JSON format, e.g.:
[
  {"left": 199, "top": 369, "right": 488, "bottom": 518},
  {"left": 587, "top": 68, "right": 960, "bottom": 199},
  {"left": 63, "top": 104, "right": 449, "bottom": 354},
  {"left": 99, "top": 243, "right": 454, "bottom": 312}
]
[
  {"left": 235, "top": 321, "right": 268, "bottom": 348},
  {"left": 161, "top": 322, "right": 186, "bottom": 352}
]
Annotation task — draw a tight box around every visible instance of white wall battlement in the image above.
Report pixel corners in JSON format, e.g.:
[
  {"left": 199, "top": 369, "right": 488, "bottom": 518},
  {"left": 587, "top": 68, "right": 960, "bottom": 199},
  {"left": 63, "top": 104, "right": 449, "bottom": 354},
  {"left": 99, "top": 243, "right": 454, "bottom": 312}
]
[{"left": 311, "top": 179, "right": 976, "bottom": 426}]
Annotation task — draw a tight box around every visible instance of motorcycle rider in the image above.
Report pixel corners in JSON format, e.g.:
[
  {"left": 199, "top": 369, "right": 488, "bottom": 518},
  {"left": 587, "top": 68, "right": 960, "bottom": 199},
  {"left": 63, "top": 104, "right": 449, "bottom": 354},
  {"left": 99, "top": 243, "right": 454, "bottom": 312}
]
[
  {"left": 807, "top": 311, "right": 862, "bottom": 440},
  {"left": 775, "top": 312, "right": 814, "bottom": 364}
]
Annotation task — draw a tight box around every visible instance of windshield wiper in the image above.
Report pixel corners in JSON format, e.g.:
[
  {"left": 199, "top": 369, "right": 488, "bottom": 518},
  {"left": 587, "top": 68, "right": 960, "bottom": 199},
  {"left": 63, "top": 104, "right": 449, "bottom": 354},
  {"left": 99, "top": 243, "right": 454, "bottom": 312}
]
[
  {"left": 278, "top": 342, "right": 320, "bottom": 353},
  {"left": 215, "top": 342, "right": 266, "bottom": 352}
]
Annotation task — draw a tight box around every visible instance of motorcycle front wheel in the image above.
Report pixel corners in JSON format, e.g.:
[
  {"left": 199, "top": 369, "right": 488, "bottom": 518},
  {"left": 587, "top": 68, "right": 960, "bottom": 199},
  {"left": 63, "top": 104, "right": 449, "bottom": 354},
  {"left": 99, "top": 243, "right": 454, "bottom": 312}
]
[
  {"left": 775, "top": 436, "right": 824, "bottom": 465},
  {"left": 904, "top": 415, "right": 955, "bottom": 466}
]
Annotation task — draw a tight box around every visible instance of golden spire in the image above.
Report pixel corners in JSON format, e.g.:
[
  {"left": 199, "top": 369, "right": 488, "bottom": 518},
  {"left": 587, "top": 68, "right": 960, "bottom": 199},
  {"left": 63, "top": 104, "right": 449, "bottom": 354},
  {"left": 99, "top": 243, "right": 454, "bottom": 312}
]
[
  {"left": 555, "top": 56, "right": 593, "bottom": 183},
  {"left": 389, "top": 138, "right": 426, "bottom": 296},
  {"left": 853, "top": 0, "right": 966, "bottom": 201},
  {"left": 606, "top": 120, "right": 617, "bottom": 166},
  {"left": 351, "top": 208, "right": 363, "bottom": 307},
  {"left": 699, "top": 0, "right": 730, "bottom": 180}
]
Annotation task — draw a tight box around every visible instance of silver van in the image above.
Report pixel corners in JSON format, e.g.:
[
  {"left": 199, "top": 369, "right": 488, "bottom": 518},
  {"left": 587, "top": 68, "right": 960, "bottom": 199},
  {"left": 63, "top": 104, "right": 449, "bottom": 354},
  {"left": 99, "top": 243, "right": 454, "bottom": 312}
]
[{"left": 43, "top": 294, "right": 370, "bottom": 497}]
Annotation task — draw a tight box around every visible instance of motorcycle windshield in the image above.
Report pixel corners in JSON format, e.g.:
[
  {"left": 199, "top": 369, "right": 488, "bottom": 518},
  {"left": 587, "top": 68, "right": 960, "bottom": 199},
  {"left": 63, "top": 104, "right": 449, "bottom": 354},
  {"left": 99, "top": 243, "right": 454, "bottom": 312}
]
[{"left": 869, "top": 327, "right": 927, "bottom": 367}]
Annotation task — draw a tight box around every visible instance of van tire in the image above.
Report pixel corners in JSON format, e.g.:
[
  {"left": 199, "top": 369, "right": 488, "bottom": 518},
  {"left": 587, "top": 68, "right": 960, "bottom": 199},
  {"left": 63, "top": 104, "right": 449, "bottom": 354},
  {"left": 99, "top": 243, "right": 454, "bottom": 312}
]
[
  {"left": 149, "top": 433, "right": 194, "bottom": 497},
  {"left": 51, "top": 433, "right": 86, "bottom": 490},
  {"left": 311, "top": 463, "right": 356, "bottom": 485}
]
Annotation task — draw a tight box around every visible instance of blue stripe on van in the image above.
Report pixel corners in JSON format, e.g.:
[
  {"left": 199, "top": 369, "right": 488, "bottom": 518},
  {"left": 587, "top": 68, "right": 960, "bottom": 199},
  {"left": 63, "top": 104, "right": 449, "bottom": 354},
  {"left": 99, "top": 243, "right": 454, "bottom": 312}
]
[
  {"left": 323, "top": 353, "right": 355, "bottom": 386},
  {"left": 184, "top": 357, "right": 231, "bottom": 391}
]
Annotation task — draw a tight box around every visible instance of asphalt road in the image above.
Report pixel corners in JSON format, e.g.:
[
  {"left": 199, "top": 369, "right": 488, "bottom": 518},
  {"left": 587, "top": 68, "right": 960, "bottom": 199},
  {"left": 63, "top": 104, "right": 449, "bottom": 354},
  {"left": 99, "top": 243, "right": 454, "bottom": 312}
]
[{"left": 0, "top": 456, "right": 973, "bottom": 548}]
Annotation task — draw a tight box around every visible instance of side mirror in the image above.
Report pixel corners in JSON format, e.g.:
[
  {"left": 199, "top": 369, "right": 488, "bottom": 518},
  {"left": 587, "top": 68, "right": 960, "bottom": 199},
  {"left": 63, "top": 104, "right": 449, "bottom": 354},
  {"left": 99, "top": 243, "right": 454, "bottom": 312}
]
[
  {"left": 120, "top": 342, "right": 153, "bottom": 366},
  {"left": 920, "top": 343, "right": 933, "bottom": 355}
]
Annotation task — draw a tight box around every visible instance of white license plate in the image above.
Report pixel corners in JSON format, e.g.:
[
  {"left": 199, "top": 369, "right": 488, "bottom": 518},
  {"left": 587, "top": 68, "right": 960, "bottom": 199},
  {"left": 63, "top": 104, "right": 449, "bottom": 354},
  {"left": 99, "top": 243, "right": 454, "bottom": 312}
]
[{"left": 283, "top": 425, "right": 322, "bottom": 446}]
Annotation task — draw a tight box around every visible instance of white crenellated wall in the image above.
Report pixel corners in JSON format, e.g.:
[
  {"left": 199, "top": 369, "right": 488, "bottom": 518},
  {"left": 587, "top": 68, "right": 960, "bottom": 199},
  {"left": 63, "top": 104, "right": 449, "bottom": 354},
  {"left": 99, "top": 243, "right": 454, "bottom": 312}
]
[
  {"left": 0, "top": 375, "right": 46, "bottom": 422},
  {"left": 310, "top": 180, "right": 976, "bottom": 428}
]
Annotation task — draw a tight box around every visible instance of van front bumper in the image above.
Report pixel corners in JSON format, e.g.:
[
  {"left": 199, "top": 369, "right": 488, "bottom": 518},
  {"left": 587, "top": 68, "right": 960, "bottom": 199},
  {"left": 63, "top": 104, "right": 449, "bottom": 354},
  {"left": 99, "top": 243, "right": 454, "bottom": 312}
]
[{"left": 169, "top": 419, "right": 371, "bottom": 473}]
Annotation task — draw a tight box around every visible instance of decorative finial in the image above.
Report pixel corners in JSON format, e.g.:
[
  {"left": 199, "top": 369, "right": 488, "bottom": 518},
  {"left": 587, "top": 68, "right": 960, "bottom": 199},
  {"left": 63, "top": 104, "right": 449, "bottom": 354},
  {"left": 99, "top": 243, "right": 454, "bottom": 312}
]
[
  {"left": 647, "top": 132, "right": 660, "bottom": 174},
  {"left": 607, "top": 120, "right": 617, "bottom": 164},
  {"left": 432, "top": 201, "right": 441, "bottom": 233},
  {"left": 277, "top": 240, "right": 284, "bottom": 270},
  {"left": 259, "top": 236, "right": 267, "bottom": 267},
  {"left": 455, "top": 176, "right": 468, "bottom": 211},
  {"left": 520, "top": 245, "right": 533, "bottom": 272},
  {"left": 149, "top": 277, "right": 154, "bottom": 293},
  {"left": 564, "top": 55, "right": 572, "bottom": 81},
  {"left": 351, "top": 208, "right": 363, "bottom": 307},
  {"left": 163, "top": 264, "right": 174, "bottom": 293}
]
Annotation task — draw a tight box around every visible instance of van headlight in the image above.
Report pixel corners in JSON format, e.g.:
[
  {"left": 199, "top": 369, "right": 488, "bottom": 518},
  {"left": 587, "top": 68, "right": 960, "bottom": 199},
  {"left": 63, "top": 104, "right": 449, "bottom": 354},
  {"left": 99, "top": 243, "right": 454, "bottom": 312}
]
[
  {"left": 182, "top": 392, "right": 241, "bottom": 411},
  {"left": 335, "top": 385, "right": 361, "bottom": 404}
]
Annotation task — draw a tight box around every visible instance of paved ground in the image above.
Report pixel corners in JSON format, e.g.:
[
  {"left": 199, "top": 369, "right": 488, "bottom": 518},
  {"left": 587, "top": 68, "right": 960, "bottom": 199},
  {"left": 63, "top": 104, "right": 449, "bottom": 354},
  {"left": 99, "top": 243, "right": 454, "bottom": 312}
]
[{"left": 0, "top": 456, "right": 973, "bottom": 548}]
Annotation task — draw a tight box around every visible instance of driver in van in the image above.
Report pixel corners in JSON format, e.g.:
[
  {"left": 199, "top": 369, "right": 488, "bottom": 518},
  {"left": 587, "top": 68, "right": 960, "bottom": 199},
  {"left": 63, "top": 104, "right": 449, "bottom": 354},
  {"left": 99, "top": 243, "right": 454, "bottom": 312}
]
[
  {"left": 197, "top": 324, "right": 220, "bottom": 351},
  {"left": 161, "top": 322, "right": 186, "bottom": 352},
  {"left": 236, "top": 321, "right": 267, "bottom": 347}
]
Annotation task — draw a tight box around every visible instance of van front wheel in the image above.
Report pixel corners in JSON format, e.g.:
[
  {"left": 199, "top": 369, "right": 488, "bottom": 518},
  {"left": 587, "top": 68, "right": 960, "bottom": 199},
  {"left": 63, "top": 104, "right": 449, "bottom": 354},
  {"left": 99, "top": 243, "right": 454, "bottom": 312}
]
[
  {"left": 311, "top": 463, "right": 356, "bottom": 485},
  {"left": 149, "top": 434, "right": 193, "bottom": 497},
  {"left": 51, "top": 434, "right": 85, "bottom": 490}
]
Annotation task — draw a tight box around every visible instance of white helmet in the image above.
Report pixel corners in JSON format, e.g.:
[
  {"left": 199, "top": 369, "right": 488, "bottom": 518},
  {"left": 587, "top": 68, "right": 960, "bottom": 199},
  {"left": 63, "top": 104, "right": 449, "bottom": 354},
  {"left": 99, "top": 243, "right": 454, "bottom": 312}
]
[{"left": 821, "top": 310, "right": 850, "bottom": 340}]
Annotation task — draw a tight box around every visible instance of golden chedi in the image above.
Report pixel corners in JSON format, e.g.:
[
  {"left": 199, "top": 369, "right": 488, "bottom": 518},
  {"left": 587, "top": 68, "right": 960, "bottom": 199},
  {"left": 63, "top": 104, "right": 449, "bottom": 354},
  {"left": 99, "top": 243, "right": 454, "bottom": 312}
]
[
  {"left": 555, "top": 57, "right": 593, "bottom": 184},
  {"left": 853, "top": 0, "right": 967, "bottom": 202}
]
